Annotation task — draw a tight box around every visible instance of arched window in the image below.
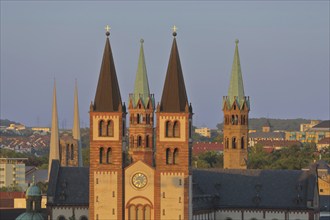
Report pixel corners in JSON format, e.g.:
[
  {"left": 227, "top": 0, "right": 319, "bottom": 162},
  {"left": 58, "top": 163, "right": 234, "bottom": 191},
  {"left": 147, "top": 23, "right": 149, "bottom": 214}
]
[
  {"left": 137, "top": 114, "right": 140, "bottom": 124},
  {"left": 232, "top": 137, "right": 237, "bottom": 149},
  {"left": 146, "top": 114, "right": 150, "bottom": 124},
  {"left": 106, "top": 148, "right": 112, "bottom": 164},
  {"left": 225, "top": 137, "right": 229, "bottom": 149},
  {"left": 58, "top": 216, "right": 65, "bottom": 220},
  {"left": 146, "top": 135, "right": 149, "bottom": 148},
  {"left": 129, "top": 205, "right": 136, "bottom": 220},
  {"left": 231, "top": 115, "right": 235, "bottom": 125},
  {"left": 130, "top": 136, "right": 134, "bottom": 148},
  {"left": 66, "top": 144, "right": 69, "bottom": 165},
  {"left": 165, "top": 121, "right": 172, "bottom": 137},
  {"left": 137, "top": 205, "right": 143, "bottom": 219},
  {"left": 241, "top": 137, "right": 245, "bottom": 149},
  {"left": 173, "top": 148, "right": 179, "bottom": 164},
  {"left": 144, "top": 205, "right": 151, "bottom": 220},
  {"left": 173, "top": 121, "right": 180, "bottom": 137},
  {"left": 138, "top": 136, "right": 142, "bottom": 147},
  {"left": 99, "top": 147, "right": 104, "bottom": 164},
  {"left": 166, "top": 148, "right": 172, "bottom": 164},
  {"left": 235, "top": 115, "right": 238, "bottom": 125},
  {"left": 70, "top": 144, "right": 74, "bottom": 160},
  {"left": 80, "top": 216, "right": 88, "bottom": 220},
  {"left": 106, "top": 120, "right": 113, "bottom": 137},
  {"left": 99, "top": 120, "right": 104, "bottom": 136}
]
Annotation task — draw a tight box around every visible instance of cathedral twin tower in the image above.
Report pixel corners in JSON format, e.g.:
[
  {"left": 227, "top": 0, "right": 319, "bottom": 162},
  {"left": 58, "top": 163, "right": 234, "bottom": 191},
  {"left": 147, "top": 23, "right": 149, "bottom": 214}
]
[{"left": 88, "top": 28, "right": 249, "bottom": 220}]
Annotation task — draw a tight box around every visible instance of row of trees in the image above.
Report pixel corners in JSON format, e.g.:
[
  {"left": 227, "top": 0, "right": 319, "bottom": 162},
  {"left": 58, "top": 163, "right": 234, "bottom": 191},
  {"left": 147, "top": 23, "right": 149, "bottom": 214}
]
[{"left": 194, "top": 144, "right": 330, "bottom": 170}]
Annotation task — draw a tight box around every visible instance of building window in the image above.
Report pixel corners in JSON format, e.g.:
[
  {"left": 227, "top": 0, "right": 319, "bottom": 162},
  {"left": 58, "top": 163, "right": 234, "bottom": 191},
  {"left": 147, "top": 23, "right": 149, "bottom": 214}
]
[
  {"left": 106, "top": 148, "right": 112, "bottom": 164},
  {"left": 96, "top": 214, "right": 99, "bottom": 220},
  {"left": 241, "top": 137, "right": 244, "bottom": 149},
  {"left": 173, "top": 121, "right": 180, "bottom": 137},
  {"left": 173, "top": 148, "right": 178, "bottom": 165},
  {"left": 96, "top": 178, "right": 98, "bottom": 184},
  {"left": 165, "top": 121, "right": 172, "bottom": 137},
  {"left": 112, "top": 191, "right": 115, "bottom": 197},
  {"left": 179, "top": 197, "right": 181, "bottom": 203},
  {"left": 130, "top": 136, "right": 134, "bottom": 148},
  {"left": 80, "top": 216, "right": 88, "bottom": 220},
  {"left": 106, "top": 120, "right": 114, "bottom": 137},
  {"left": 166, "top": 148, "right": 172, "bottom": 164},
  {"left": 146, "top": 135, "right": 149, "bottom": 148},
  {"left": 163, "top": 209, "right": 165, "bottom": 215},
  {"left": 146, "top": 114, "right": 150, "bottom": 124},
  {"left": 99, "top": 120, "right": 104, "bottom": 136},
  {"left": 112, "top": 208, "right": 115, "bottom": 215},
  {"left": 225, "top": 137, "right": 229, "bottom": 149},
  {"left": 179, "top": 179, "right": 182, "bottom": 186},
  {"left": 232, "top": 137, "right": 237, "bottom": 149},
  {"left": 58, "top": 216, "right": 65, "bottom": 220},
  {"left": 99, "top": 147, "right": 104, "bottom": 164},
  {"left": 96, "top": 196, "right": 99, "bottom": 202},
  {"left": 138, "top": 136, "right": 142, "bottom": 147},
  {"left": 70, "top": 144, "right": 74, "bottom": 160},
  {"left": 163, "top": 192, "right": 165, "bottom": 198}
]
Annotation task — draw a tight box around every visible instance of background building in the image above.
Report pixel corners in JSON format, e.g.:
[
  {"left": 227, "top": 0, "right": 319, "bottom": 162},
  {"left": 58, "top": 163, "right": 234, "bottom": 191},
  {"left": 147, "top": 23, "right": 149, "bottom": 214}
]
[
  {"left": 0, "top": 158, "right": 28, "bottom": 190},
  {"left": 195, "top": 127, "right": 211, "bottom": 138}
]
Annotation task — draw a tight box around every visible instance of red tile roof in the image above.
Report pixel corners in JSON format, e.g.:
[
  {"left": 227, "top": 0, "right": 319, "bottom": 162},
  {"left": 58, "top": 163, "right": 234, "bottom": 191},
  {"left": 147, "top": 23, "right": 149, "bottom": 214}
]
[
  {"left": 318, "top": 137, "right": 330, "bottom": 145},
  {"left": 192, "top": 142, "right": 223, "bottom": 155}
]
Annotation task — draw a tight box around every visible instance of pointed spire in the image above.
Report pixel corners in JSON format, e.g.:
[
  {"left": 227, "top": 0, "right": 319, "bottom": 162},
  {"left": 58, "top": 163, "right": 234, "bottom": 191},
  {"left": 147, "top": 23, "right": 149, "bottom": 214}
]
[
  {"left": 160, "top": 28, "right": 188, "bottom": 112},
  {"left": 48, "top": 80, "right": 59, "bottom": 178},
  {"left": 94, "top": 26, "right": 122, "bottom": 112},
  {"left": 72, "top": 80, "right": 83, "bottom": 167},
  {"left": 228, "top": 39, "right": 245, "bottom": 105},
  {"left": 133, "top": 39, "right": 151, "bottom": 106}
]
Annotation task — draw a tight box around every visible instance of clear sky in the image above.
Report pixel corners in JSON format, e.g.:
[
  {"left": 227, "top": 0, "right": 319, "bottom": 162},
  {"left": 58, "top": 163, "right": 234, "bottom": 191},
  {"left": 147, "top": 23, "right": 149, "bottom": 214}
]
[{"left": 1, "top": 1, "right": 329, "bottom": 129}]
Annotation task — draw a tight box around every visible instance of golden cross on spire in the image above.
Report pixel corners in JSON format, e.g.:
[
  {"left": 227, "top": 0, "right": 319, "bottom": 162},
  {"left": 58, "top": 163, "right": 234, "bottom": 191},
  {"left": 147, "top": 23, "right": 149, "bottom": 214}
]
[
  {"left": 172, "top": 25, "right": 178, "bottom": 33},
  {"left": 105, "top": 25, "right": 111, "bottom": 33}
]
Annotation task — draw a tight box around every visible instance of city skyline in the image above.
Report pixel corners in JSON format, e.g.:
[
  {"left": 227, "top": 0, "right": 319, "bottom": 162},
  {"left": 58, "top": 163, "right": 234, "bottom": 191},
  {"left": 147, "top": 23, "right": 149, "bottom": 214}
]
[{"left": 1, "top": 1, "right": 329, "bottom": 129}]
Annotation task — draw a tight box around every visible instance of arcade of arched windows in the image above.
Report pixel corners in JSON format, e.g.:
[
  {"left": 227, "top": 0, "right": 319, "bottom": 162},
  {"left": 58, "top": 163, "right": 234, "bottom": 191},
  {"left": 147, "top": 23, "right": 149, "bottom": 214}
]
[
  {"left": 98, "top": 119, "right": 114, "bottom": 137},
  {"left": 166, "top": 148, "right": 179, "bottom": 165},
  {"left": 128, "top": 204, "right": 151, "bottom": 220},
  {"left": 130, "top": 113, "right": 153, "bottom": 125},
  {"left": 165, "top": 120, "right": 180, "bottom": 138},
  {"left": 99, "top": 147, "right": 112, "bottom": 164},
  {"left": 224, "top": 114, "right": 247, "bottom": 125},
  {"left": 129, "top": 135, "right": 152, "bottom": 149},
  {"left": 225, "top": 136, "right": 246, "bottom": 150}
]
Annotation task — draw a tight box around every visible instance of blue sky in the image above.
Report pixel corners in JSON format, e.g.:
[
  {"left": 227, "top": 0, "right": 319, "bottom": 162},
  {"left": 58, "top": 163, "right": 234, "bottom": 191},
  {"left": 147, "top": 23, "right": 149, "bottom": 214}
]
[{"left": 1, "top": 1, "right": 329, "bottom": 128}]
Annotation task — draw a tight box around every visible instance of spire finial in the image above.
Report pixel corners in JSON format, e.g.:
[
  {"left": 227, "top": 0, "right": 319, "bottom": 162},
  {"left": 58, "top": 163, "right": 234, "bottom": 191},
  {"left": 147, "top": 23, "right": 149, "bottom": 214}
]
[
  {"left": 172, "top": 25, "right": 178, "bottom": 37},
  {"left": 105, "top": 24, "right": 111, "bottom": 37},
  {"left": 140, "top": 38, "right": 144, "bottom": 44},
  {"left": 235, "top": 39, "right": 239, "bottom": 45}
]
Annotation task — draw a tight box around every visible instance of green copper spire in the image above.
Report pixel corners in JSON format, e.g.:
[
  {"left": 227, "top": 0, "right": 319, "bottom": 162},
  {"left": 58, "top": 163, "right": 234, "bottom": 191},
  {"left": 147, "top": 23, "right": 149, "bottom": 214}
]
[
  {"left": 228, "top": 39, "right": 245, "bottom": 105},
  {"left": 133, "top": 39, "right": 150, "bottom": 106}
]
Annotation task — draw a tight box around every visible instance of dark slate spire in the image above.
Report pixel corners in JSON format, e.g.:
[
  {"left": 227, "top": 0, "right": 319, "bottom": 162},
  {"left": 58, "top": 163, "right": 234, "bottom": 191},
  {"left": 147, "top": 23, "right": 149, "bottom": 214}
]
[
  {"left": 160, "top": 28, "right": 188, "bottom": 112},
  {"left": 93, "top": 27, "right": 122, "bottom": 112}
]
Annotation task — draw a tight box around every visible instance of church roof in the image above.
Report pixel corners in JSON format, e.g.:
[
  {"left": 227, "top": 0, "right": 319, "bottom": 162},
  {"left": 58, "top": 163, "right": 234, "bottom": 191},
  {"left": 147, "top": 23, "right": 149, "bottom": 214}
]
[
  {"left": 132, "top": 39, "right": 151, "bottom": 107},
  {"left": 47, "top": 160, "right": 89, "bottom": 206},
  {"left": 227, "top": 39, "right": 245, "bottom": 106},
  {"left": 160, "top": 36, "right": 188, "bottom": 112},
  {"left": 93, "top": 34, "right": 122, "bottom": 112},
  {"left": 193, "top": 169, "right": 317, "bottom": 211}
]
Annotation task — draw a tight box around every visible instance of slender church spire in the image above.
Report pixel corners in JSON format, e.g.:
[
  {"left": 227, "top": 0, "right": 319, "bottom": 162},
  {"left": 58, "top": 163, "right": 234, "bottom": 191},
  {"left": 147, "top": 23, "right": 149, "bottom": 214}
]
[
  {"left": 93, "top": 27, "right": 122, "bottom": 112},
  {"left": 133, "top": 39, "right": 151, "bottom": 107},
  {"left": 72, "top": 80, "right": 83, "bottom": 167},
  {"left": 48, "top": 80, "right": 59, "bottom": 178},
  {"left": 228, "top": 39, "right": 245, "bottom": 105},
  {"left": 160, "top": 27, "right": 188, "bottom": 112}
]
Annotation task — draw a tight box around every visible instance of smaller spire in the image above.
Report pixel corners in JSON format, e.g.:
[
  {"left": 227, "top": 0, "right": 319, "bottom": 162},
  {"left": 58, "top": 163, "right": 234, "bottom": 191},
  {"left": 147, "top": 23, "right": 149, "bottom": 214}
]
[{"left": 32, "top": 174, "right": 35, "bottom": 185}]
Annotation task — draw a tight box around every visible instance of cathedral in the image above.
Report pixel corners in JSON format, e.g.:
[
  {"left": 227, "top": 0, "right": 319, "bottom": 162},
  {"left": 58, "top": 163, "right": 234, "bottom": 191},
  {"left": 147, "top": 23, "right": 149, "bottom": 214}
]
[{"left": 47, "top": 27, "right": 319, "bottom": 220}]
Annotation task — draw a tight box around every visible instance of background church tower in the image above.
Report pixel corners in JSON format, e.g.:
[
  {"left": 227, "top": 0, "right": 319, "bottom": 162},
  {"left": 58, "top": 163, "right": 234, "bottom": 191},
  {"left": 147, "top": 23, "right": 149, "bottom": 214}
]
[
  {"left": 155, "top": 27, "right": 193, "bottom": 220},
  {"left": 89, "top": 26, "right": 126, "bottom": 220},
  {"left": 128, "top": 39, "right": 155, "bottom": 166},
  {"left": 223, "top": 39, "right": 250, "bottom": 169}
]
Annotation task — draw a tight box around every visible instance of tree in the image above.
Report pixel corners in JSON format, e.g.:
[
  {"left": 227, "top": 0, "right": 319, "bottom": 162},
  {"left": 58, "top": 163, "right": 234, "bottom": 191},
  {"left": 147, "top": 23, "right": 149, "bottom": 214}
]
[{"left": 193, "top": 151, "right": 223, "bottom": 168}]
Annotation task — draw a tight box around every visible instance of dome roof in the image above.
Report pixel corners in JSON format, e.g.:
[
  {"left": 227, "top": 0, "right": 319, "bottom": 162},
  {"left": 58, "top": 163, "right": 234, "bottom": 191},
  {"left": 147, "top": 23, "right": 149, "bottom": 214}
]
[
  {"left": 15, "top": 212, "right": 44, "bottom": 220},
  {"left": 26, "top": 175, "right": 41, "bottom": 198},
  {"left": 26, "top": 185, "right": 41, "bottom": 198}
]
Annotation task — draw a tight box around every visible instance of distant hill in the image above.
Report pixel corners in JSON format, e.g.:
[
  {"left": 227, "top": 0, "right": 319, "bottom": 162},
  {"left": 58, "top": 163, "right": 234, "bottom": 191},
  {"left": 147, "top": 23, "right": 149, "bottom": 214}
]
[
  {"left": 216, "top": 118, "right": 313, "bottom": 131},
  {"left": 0, "top": 119, "right": 19, "bottom": 127}
]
